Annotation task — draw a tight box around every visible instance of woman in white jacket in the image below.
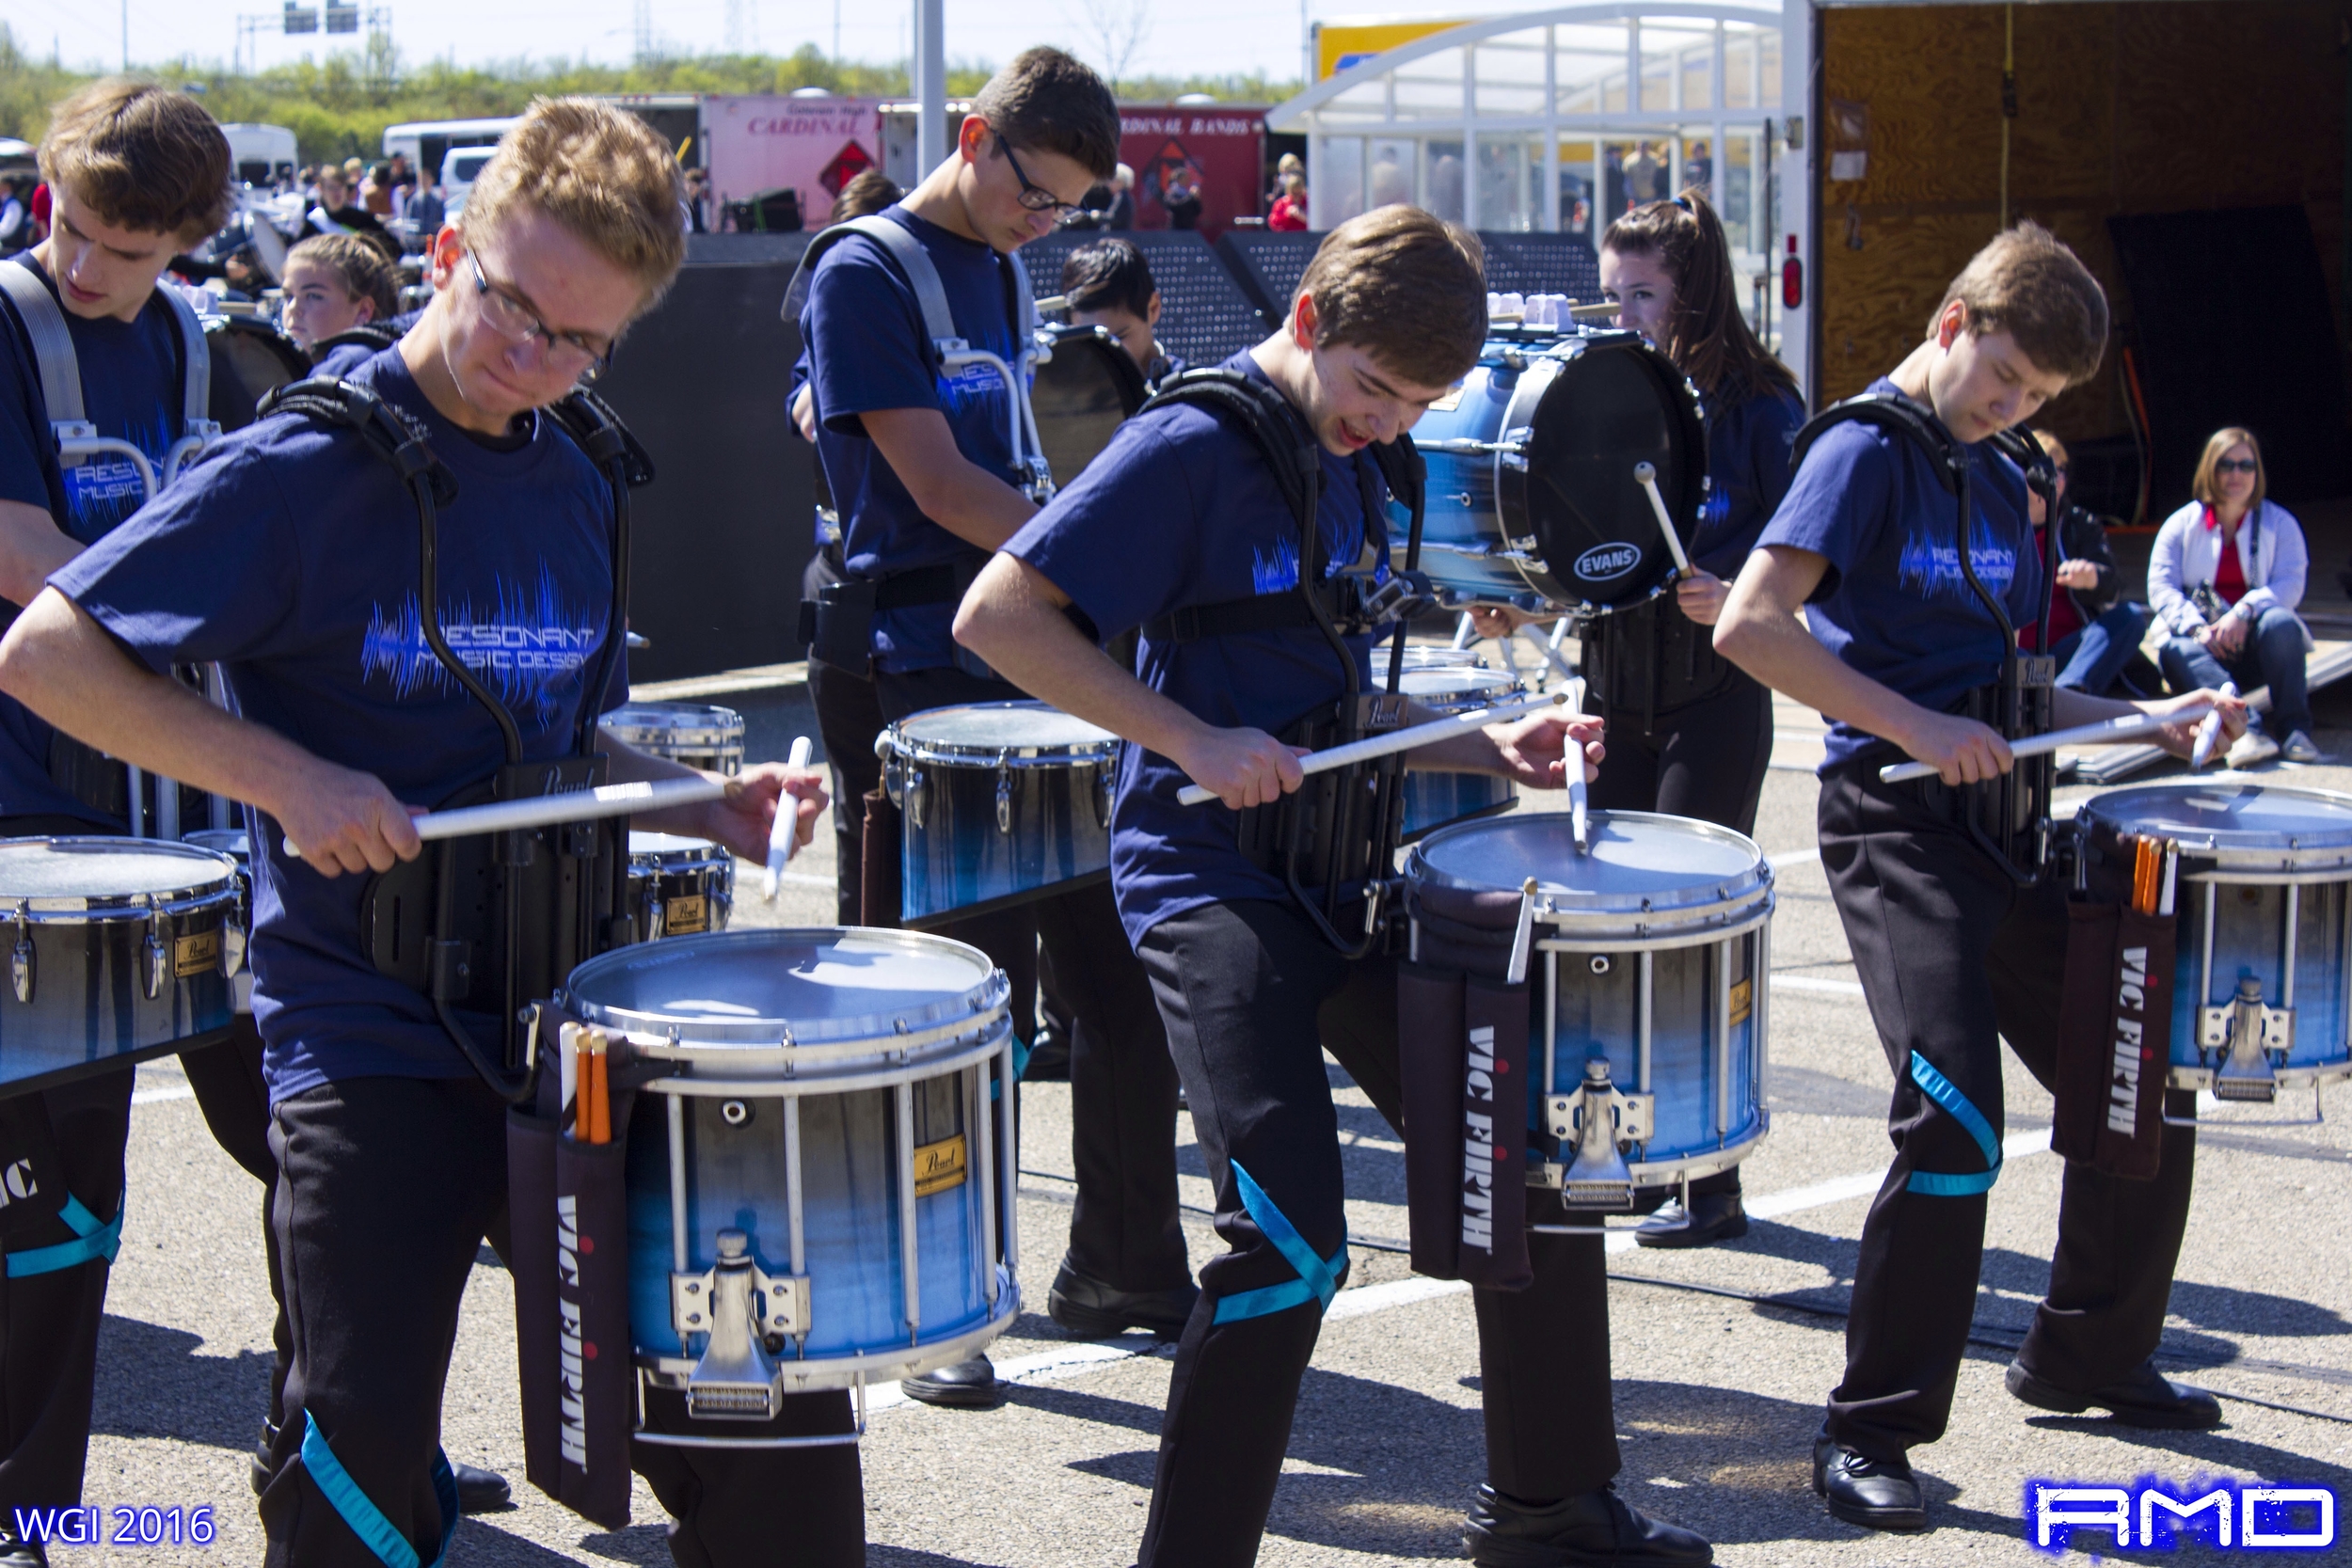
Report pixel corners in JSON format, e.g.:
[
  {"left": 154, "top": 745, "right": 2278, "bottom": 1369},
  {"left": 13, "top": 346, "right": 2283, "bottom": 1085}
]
[{"left": 2147, "top": 426, "right": 2317, "bottom": 766}]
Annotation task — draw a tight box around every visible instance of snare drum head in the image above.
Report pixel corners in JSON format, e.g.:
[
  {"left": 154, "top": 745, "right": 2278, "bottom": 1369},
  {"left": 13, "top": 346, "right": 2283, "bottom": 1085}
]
[
  {"left": 0, "top": 836, "right": 238, "bottom": 903},
  {"left": 1510, "top": 335, "right": 1706, "bottom": 609},
  {"left": 892, "top": 701, "right": 1119, "bottom": 759},
  {"left": 182, "top": 829, "right": 251, "bottom": 864},
  {"left": 565, "top": 927, "right": 998, "bottom": 1048},
  {"left": 2079, "top": 781, "right": 2352, "bottom": 857},
  {"left": 1412, "top": 810, "right": 1763, "bottom": 911},
  {"left": 1032, "top": 324, "right": 1145, "bottom": 488},
  {"left": 628, "top": 831, "right": 726, "bottom": 863}
]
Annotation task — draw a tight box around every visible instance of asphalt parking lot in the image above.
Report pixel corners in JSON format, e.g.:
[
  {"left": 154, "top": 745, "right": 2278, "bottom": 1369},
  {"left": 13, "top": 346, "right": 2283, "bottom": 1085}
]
[{"left": 80, "top": 673, "right": 2352, "bottom": 1566}]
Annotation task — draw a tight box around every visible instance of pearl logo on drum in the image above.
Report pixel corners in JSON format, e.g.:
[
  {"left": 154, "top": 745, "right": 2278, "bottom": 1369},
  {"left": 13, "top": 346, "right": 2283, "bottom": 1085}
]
[{"left": 1573, "top": 543, "right": 1643, "bottom": 583}]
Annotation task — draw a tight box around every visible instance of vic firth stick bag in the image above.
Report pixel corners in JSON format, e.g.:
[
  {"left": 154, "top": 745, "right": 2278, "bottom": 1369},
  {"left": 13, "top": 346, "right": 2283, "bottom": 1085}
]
[
  {"left": 1458, "top": 974, "right": 1534, "bottom": 1291},
  {"left": 1397, "top": 960, "right": 1466, "bottom": 1279},
  {"left": 2052, "top": 896, "right": 2170, "bottom": 1181}
]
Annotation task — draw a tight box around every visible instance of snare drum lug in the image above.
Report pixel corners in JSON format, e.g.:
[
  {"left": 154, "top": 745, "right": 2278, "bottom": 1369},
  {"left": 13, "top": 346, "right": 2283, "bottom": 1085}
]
[
  {"left": 995, "top": 753, "right": 1013, "bottom": 835},
  {"left": 1095, "top": 762, "right": 1115, "bottom": 830},
  {"left": 8, "top": 905, "right": 29, "bottom": 1006},
  {"left": 142, "top": 922, "right": 166, "bottom": 1000}
]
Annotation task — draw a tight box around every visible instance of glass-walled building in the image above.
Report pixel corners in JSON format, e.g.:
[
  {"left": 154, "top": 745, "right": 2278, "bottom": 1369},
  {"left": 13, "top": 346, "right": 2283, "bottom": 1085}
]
[{"left": 1270, "top": 1, "right": 1812, "bottom": 387}]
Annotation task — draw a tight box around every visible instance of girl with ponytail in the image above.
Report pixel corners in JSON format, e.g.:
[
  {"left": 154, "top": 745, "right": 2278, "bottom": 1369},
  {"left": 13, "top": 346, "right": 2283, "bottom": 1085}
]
[{"left": 1474, "top": 187, "right": 1804, "bottom": 1249}]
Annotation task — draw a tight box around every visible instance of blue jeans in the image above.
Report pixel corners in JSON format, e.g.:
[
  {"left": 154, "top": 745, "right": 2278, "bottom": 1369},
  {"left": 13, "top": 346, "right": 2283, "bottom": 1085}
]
[
  {"left": 2049, "top": 601, "right": 2151, "bottom": 696},
  {"left": 2158, "top": 605, "right": 2312, "bottom": 736}
]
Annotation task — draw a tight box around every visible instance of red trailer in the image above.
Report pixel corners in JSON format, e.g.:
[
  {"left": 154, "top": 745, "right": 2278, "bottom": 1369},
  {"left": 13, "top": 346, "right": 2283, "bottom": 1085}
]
[{"left": 1116, "top": 105, "right": 1267, "bottom": 240}]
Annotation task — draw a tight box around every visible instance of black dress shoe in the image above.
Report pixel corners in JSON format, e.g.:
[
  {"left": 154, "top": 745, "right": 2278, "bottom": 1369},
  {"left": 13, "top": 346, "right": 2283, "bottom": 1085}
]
[
  {"left": 898, "top": 1354, "right": 1000, "bottom": 1408},
  {"left": 0, "top": 1528, "right": 48, "bottom": 1568},
  {"left": 1634, "top": 1192, "right": 1749, "bottom": 1249},
  {"left": 453, "top": 1460, "right": 513, "bottom": 1513},
  {"left": 1812, "top": 1431, "right": 1926, "bottom": 1531},
  {"left": 2006, "top": 1357, "right": 2222, "bottom": 1430},
  {"left": 1048, "top": 1261, "right": 1200, "bottom": 1340},
  {"left": 1462, "top": 1481, "right": 1713, "bottom": 1566}
]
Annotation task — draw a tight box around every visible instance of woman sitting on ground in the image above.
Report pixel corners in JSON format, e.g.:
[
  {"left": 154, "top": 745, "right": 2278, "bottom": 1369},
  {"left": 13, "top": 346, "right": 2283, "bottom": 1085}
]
[{"left": 2148, "top": 426, "right": 2319, "bottom": 767}]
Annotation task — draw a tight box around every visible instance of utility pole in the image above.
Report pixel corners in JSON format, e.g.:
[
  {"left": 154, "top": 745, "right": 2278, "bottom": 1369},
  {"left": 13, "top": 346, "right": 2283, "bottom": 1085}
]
[
  {"left": 121, "top": 0, "right": 129, "bottom": 71},
  {"left": 913, "top": 0, "right": 946, "bottom": 176},
  {"left": 633, "top": 0, "right": 654, "bottom": 64}
]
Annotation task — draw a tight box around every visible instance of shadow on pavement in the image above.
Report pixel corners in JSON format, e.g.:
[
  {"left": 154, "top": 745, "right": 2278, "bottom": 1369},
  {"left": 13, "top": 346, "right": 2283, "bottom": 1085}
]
[{"left": 91, "top": 1314, "right": 274, "bottom": 1451}]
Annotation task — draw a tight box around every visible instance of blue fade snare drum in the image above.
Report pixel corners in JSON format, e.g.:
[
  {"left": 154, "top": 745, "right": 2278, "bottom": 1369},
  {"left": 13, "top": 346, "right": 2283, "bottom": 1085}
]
[
  {"left": 628, "top": 832, "right": 735, "bottom": 942},
  {"left": 560, "top": 927, "right": 1019, "bottom": 1418},
  {"left": 2075, "top": 782, "right": 2352, "bottom": 1102},
  {"left": 0, "top": 838, "right": 245, "bottom": 1095},
  {"left": 880, "top": 702, "right": 1120, "bottom": 928},
  {"left": 182, "top": 829, "right": 252, "bottom": 1014},
  {"left": 1395, "top": 666, "right": 1521, "bottom": 843},
  {"left": 1404, "top": 327, "right": 1706, "bottom": 612},
  {"left": 605, "top": 702, "right": 747, "bottom": 777},
  {"left": 1406, "top": 810, "right": 1772, "bottom": 1207}
]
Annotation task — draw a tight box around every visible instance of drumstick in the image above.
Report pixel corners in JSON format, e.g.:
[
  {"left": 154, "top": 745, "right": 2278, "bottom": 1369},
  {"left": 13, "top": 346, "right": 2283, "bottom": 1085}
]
[
  {"left": 1174, "top": 691, "right": 1566, "bottom": 806},
  {"left": 282, "top": 776, "right": 729, "bottom": 858},
  {"left": 2190, "top": 682, "right": 2237, "bottom": 770},
  {"left": 586, "top": 1029, "right": 611, "bottom": 1145},
  {"left": 1877, "top": 705, "right": 2210, "bottom": 784},
  {"left": 764, "top": 736, "right": 814, "bottom": 901},
  {"left": 1570, "top": 771, "right": 1590, "bottom": 855},
  {"left": 1631, "top": 462, "right": 1692, "bottom": 579}
]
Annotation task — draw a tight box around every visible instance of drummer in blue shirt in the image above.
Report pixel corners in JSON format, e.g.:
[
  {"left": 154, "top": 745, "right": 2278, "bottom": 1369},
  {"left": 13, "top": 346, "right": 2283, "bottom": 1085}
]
[
  {"left": 0, "top": 100, "right": 836, "bottom": 1567},
  {"left": 1714, "top": 223, "right": 2245, "bottom": 1534},
  {"left": 799, "top": 47, "right": 1197, "bottom": 1403},
  {"left": 957, "top": 204, "right": 1711, "bottom": 1568}
]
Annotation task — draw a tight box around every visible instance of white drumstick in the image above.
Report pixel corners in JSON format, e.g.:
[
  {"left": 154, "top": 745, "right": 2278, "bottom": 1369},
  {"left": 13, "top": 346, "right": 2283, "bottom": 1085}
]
[
  {"left": 1565, "top": 674, "right": 1589, "bottom": 854},
  {"left": 284, "top": 775, "right": 728, "bottom": 859},
  {"left": 765, "top": 736, "right": 815, "bottom": 900},
  {"left": 1877, "top": 706, "right": 2210, "bottom": 784},
  {"left": 2190, "top": 683, "right": 2237, "bottom": 770},
  {"left": 1632, "top": 461, "right": 1692, "bottom": 579},
  {"left": 1175, "top": 691, "right": 1566, "bottom": 807}
]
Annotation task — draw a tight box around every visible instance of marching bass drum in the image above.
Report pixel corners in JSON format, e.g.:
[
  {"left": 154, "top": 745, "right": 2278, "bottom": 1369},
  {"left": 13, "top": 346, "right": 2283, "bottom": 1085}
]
[
  {"left": 205, "top": 315, "right": 310, "bottom": 401},
  {"left": 1404, "top": 327, "right": 1706, "bottom": 613},
  {"left": 1030, "top": 323, "right": 1146, "bottom": 489}
]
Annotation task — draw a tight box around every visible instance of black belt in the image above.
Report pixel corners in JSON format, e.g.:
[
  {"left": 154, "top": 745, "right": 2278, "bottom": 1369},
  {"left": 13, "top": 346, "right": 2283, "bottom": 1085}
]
[{"left": 873, "top": 561, "right": 981, "bottom": 611}]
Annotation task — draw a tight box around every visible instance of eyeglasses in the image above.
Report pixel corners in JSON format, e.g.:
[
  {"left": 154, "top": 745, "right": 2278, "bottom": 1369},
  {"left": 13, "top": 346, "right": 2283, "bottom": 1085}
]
[
  {"left": 467, "top": 250, "right": 614, "bottom": 384},
  {"left": 2214, "top": 458, "right": 2259, "bottom": 474},
  {"left": 997, "top": 133, "right": 1084, "bottom": 215}
]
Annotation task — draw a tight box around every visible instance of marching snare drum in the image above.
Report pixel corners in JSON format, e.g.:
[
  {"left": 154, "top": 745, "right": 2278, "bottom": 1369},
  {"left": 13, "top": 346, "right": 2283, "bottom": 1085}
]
[
  {"left": 1394, "top": 666, "right": 1522, "bottom": 843},
  {"left": 2075, "top": 782, "right": 2352, "bottom": 1101},
  {"left": 1406, "top": 810, "right": 1772, "bottom": 1207},
  {"left": 0, "top": 838, "right": 245, "bottom": 1095},
  {"left": 1031, "top": 323, "right": 1146, "bottom": 489},
  {"left": 880, "top": 702, "right": 1121, "bottom": 927},
  {"left": 627, "top": 832, "right": 735, "bottom": 942},
  {"left": 1405, "top": 328, "right": 1706, "bottom": 611},
  {"left": 1371, "top": 643, "right": 1488, "bottom": 680},
  {"left": 604, "top": 702, "right": 747, "bottom": 777},
  {"left": 559, "top": 927, "right": 1019, "bottom": 1418}
]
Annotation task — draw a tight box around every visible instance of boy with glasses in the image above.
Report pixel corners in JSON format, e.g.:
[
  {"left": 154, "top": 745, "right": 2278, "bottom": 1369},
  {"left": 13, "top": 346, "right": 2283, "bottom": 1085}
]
[
  {"left": 0, "top": 99, "right": 839, "bottom": 1565},
  {"left": 798, "top": 46, "right": 1198, "bottom": 1404}
]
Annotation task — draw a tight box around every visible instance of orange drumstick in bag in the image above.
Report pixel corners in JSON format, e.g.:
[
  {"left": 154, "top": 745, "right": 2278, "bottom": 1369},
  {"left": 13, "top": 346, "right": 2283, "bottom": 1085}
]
[{"left": 587, "top": 1030, "right": 612, "bottom": 1145}]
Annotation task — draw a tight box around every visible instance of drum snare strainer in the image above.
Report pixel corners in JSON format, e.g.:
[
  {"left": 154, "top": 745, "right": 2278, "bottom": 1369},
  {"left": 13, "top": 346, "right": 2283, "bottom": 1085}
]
[
  {"left": 2077, "top": 781, "right": 2352, "bottom": 1106},
  {"left": 1407, "top": 810, "right": 1774, "bottom": 1209},
  {"left": 559, "top": 927, "right": 1019, "bottom": 1433}
]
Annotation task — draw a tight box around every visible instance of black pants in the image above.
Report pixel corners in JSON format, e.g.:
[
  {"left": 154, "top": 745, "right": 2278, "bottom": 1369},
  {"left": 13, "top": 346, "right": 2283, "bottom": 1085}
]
[
  {"left": 877, "top": 667, "right": 1188, "bottom": 1293},
  {"left": 1587, "top": 660, "right": 1773, "bottom": 1205},
  {"left": 1134, "top": 899, "right": 1617, "bottom": 1567},
  {"left": 1818, "top": 763, "right": 2198, "bottom": 1461},
  {"left": 803, "top": 549, "right": 888, "bottom": 927},
  {"left": 258, "top": 1075, "right": 863, "bottom": 1568},
  {"left": 179, "top": 1016, "right": 295, "bottom": 1431}
]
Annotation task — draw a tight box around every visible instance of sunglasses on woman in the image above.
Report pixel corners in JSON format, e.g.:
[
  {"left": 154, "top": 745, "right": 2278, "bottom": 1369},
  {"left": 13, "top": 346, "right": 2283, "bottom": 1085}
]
[{"left": 2215, "top": 458, "right": 2259, "bottom": 474}]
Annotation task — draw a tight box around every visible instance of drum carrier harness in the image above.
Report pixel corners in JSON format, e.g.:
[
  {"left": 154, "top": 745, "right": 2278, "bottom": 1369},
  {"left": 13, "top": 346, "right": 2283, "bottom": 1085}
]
[
  {"left": 257, "top": 374, "right": 656, "bottom": 1101},
  {"left": 1789, "top": 391, "right": 2063, "bottom": 882},
  {"left": 1134, "top": 369, "right": 1436, "bottom": 957}
]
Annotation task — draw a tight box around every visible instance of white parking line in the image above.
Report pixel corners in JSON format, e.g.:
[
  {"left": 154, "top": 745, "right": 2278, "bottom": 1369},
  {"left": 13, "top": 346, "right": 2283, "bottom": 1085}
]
[{"left": 1772, "top": 974, "right": 1867, "bottom": 997}]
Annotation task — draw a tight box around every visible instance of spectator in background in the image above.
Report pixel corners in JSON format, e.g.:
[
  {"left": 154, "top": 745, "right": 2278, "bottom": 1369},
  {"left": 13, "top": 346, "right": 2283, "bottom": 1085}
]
[
  {"left": 1368, "top": 149, "right": 1410, "bottom": 208},
  {"left": 386, "top": 150, "right": 412, "bottom": 205},
  {"left": 1161, "top": 161, "right": 1202, "bottom": 230},
  {"left": 1682, "top": 139, "right": 1711, "bottom": 194},
  {"left": 27, "top": 179, "right": 48, "bottom": 246},
  {"left": 309, "top": 166, "right": 397, "bottom": 258},
  {"left": 278, "top": 231, "right": 401, "bottom": 356},
  {"left": 0, "top": 176, "right": 28, "bottom": 255},
  {"left": 1427, "top": 152, "right": 1464, "bottom": 222},
  {"left": 405, "top": 176, "right": 445, "bottom": 236},
  {"left": 825, "top": 167, "right": 902, "bottom": 228},
  {"left": 1059, "top": 235, "right": 1181, "bottom": 385},
  {"left": 1103, "top": 163, "right": 1135, "bottom": 230},
  {"left": 1268, "top": 171, "right": 1309, "bottom": 230},
  {"left": 2017, "top": 429, "right": 2150, "bottom": 698},
  {"left": 1267, "top": 150, "right": 1303, "bottom": 209},
  {"left": 2149, "top": 426, "right": 2319, "bottom": 767},
  {"left": 1624, "top": 141, "right": 1663, "bottom": 207},
  {"left": 684, "top": 167, "right": 711, "bottom": 232},
  {"left": 360, "top": 161, "right": 393, "bottom": 214}
]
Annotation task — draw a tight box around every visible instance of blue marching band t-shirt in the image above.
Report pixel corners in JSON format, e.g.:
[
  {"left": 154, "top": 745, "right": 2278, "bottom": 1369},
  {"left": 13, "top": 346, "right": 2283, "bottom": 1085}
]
[
  {"left": 0, "top": 258, "right": 191, "bottom": 826},
  {"left": 1005, "top": 351, "right": 1394, "bottom": 947},
  {"left": 1690, "top": 382, "right": 1804, "bottom": 579},
  {"left": 1754, "top": 376, "right": 2041, "bottom": 771},
  {"left": 53, "top": 348, "right": 628, "bottom": 1100},
  {"left": 803, "top": 206, "right": 1025, "bottom": 673}
]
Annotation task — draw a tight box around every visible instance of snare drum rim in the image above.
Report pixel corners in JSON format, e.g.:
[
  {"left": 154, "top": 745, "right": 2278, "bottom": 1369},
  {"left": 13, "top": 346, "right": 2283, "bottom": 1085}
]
[
  {"left": 0, "top": 836, "right": 243, "bottom": 921},
  {"left": 1407, "top": 809, "right": 1773, "bottom": 935},
  {"left": 882, "top": 701, "right": 1121, "bottom": 768},
  {"left": 628, "top": 837, "right": 736, "bottom": 875},
  {"left": 560, "top": 926, "right": 1011, "bottom": 1061},
  {"left": 605, "top": 703, "right": 749, "bottom": 750},
  {"left": 2077, "top": 782, "right": 2352, "bottom": 877}
]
